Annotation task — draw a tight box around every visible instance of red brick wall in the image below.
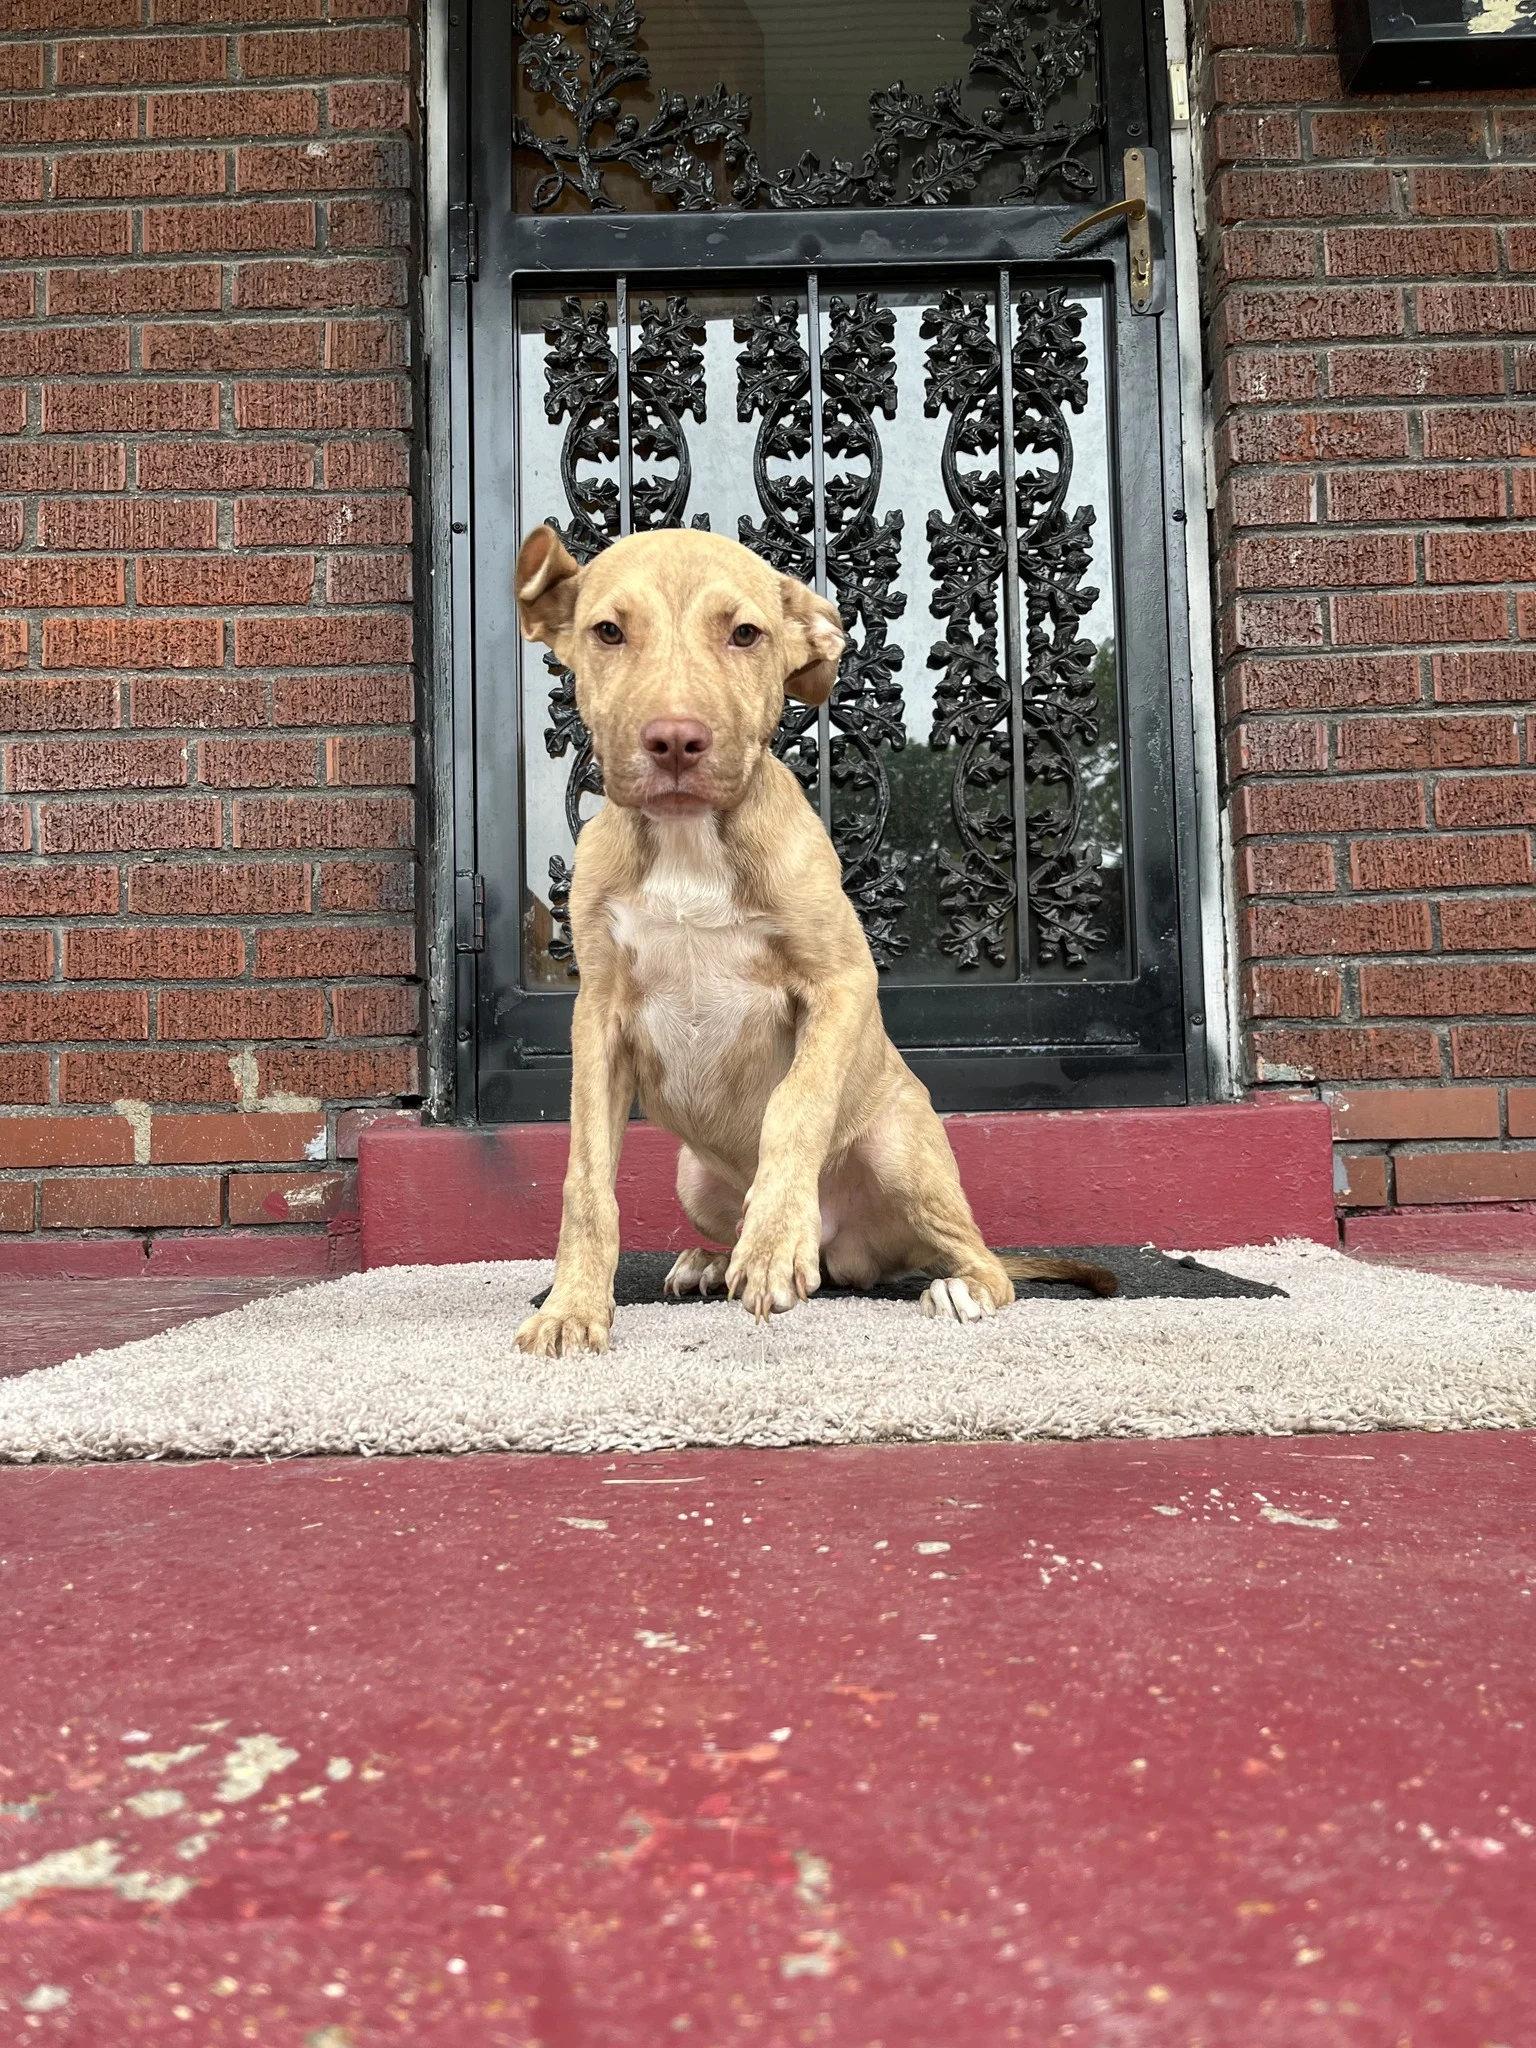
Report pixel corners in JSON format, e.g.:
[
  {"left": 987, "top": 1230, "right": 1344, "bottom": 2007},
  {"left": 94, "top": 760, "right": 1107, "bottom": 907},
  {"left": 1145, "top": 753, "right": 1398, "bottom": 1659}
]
[
  {"left": 0, "top": 1, "right": 420, "bottom": 1262},
  {"left": 1196, "top": 0, "right": 1536, "bottom": 1215}
]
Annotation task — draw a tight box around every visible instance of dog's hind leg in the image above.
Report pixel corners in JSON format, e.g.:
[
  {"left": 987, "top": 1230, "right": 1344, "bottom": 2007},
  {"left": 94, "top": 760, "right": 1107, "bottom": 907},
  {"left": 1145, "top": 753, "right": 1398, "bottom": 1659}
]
[
  {"left": 842, "top": 1079, "right": 1029, "bottom": 1322},
  {"left": 830, "top": 1083, "right": 1015, "bottom": 1321},
  {"left": 664, "top": 1148, "right": 744, "bottom": 1298},
  {"left": 856, "top": 1082, "right": 1115, "bottom": 1315}
]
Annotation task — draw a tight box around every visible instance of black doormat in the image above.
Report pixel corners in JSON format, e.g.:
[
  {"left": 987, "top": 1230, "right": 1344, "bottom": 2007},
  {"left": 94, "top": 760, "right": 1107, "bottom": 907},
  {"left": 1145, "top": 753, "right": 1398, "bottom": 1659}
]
[{"left": 534, "top": 1246, "right": 1286, "bottom": 1310}]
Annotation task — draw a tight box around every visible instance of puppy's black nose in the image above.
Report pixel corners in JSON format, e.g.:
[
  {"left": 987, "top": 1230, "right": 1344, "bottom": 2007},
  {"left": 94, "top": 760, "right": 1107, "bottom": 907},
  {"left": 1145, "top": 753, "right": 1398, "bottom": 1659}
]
[{"left": 641, "top": 718, "right": 712, "bottom": 767}]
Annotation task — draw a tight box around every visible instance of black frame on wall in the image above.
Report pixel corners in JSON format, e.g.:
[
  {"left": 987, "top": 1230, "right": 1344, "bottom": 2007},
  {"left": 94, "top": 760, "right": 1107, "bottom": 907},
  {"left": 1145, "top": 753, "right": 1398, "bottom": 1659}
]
[{"left": 441, "top": 0, "right": 1210, "bottom": 1124}]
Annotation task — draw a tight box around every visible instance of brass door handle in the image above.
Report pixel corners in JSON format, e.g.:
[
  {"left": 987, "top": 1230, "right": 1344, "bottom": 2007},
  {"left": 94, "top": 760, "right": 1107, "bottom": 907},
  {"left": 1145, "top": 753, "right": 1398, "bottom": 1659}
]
[
  {"left": 1060, "top": 148, "right": 1157, "bottom": 314},
  {"left": 1060, "top": 195, "right": 1145, "bottom": 241}
]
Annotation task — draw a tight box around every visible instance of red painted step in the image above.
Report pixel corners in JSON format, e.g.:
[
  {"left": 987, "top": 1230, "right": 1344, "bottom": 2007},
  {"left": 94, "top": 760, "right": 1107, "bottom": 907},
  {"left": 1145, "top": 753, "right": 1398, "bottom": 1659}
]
[
  {"left": 0, "top": 1226, "right": 357, "bottom": 1282},
  {"left": 357, "top": 1102, "right": 1336, "bottom": 1267},
  {"left": 1344, "top": 1203, "right": 1536, "bottom": 1258}
]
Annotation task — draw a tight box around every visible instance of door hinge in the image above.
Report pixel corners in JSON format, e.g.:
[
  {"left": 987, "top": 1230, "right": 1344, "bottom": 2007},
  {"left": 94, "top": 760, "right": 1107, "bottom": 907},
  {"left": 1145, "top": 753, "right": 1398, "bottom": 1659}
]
[
  {"left": 455, "top": 870, "right": 485, "bottom": 952},
  {"left": 448, "top": 201, "right": 478, "bottom": 282}
]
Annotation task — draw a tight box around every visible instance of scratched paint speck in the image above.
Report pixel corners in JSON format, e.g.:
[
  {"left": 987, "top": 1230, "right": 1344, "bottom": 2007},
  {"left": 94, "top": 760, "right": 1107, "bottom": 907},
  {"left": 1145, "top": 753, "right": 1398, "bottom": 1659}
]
[
  {"left": 215, "top": 1733, "right": 299, "bottom": 1803},
  {"left": 126, "top": 1789, "right": 186, "bottom": 1819},
  {"left": 792, "top": 1849, "right": 830, "bottom": 1906},
  {"left": 125, "top": 1744, "right": 204, "bottom": 1775},
  {"left": 780, "top": 1930, "right": 843, "bottom": 1979},
  {"left": 0, "top": 1840, "right": 119, "bottom": 1912},
  {"left": 1261, "top": 1506, "right": 1340, "bottom": 1531},
  {"left": 21, "top": 1986, "right": 70, "bottom": 2014},
  {"left": 0, "top": 1839, "right": 192, "bottom": 1913}
]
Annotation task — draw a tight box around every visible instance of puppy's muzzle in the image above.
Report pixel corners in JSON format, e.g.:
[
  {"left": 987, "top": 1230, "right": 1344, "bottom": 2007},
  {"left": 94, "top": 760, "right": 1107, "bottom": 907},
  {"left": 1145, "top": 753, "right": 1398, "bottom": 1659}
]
[{"left": 638, "top": 717, "right": 715, "bottom": 807}]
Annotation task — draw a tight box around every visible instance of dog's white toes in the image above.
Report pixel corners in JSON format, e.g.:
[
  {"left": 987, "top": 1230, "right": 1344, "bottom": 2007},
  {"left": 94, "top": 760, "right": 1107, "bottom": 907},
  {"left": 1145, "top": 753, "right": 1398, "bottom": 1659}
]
[
  {"left": 920, "top": 1278, "right": 961, "bottom": 1320},
  {"left": 664, "top": 1250, "right": 731, "bottom": 1298},
  {"left": 919, "top": 1277, "right": 991, "bottom": 1323}
]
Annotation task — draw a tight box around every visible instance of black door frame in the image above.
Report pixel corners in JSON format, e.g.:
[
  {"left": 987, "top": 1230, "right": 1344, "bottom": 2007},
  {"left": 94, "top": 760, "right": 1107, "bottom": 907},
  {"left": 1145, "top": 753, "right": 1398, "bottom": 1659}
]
[{"left": 440, "top": 0, "right": 1212, "bottom": 1123}]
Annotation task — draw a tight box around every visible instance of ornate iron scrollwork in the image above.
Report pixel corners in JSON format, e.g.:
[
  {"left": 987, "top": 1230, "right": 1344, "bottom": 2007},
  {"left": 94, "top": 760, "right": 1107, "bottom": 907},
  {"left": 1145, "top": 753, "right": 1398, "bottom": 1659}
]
[
  {"left": 542, "top": 294, "right": 621, "bottom": 562},
  {"left": 538, "top": 291, "right": 707, "bottom": 966},
  {"left": 923, "top": 290, "right": 1014, "bottom": 970},
  {"left": 514, "top": 0, "right": 1101, "bottom": 215},
  {"left": 733, "top": 297, "right": 818, "bottom": 795},
  {"left": 820, "top": 296, "right": 909, "bottom": 964},
  {"left": 630, "top": 293, "right": 709, "bottom": 528},
  {"left": 735, "top": 294, "right": 909, "bottom": 965},
  {"left": 1011, "top": 290, "right": 1107, "bottom": 968},
  {"left": 922, "top": 283, "right": 1106, "bottom": 971},
  {"left": 513, "top": 0, "right": 760, "bottom": 213}
]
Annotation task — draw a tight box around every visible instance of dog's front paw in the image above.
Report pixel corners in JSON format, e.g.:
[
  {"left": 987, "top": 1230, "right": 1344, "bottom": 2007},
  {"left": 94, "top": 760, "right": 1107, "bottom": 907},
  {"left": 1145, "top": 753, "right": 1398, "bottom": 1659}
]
[
  {"left": 725, "top": 1197, "right": 821, "bottom": 1321},
  {"left": 515, "top": 1295, "right": 613, "bottom": 1357}
]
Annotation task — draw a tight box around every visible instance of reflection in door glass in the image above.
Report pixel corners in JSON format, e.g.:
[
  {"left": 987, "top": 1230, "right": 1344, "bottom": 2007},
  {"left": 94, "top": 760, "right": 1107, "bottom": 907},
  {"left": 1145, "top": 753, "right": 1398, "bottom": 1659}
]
[{"left": 511, "top": 0, "right": 1104, "bottom": 216}]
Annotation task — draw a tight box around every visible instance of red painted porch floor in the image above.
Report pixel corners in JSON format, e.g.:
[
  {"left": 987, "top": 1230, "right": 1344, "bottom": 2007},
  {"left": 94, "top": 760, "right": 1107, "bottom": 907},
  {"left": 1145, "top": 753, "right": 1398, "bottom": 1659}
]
[{"left": 2, "top": 1256, "right": 1535, "bottom": 2046}]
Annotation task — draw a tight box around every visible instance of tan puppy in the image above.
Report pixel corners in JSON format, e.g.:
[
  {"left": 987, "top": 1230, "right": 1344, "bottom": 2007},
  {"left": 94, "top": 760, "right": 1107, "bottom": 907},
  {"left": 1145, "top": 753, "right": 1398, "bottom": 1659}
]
[{"left": 513, "top": 524, "right": 1116, "bottom": 1356}]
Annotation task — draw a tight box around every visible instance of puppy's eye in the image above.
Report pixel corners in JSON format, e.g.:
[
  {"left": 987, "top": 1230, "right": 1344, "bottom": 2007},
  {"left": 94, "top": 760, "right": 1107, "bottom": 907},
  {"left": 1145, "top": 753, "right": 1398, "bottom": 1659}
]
[
  {"left": 730, "top": 623, "right": 762, "bottom": 648},
  {"left": 593, "top": 620, "right": 624, "bottom": 646}
]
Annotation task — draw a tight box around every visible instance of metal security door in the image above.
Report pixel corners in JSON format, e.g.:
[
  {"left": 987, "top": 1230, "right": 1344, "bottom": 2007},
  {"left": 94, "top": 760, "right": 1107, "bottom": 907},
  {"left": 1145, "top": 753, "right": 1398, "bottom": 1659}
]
[{"left": 449, "top": 0, "right": 1206, "bottom": 1121}]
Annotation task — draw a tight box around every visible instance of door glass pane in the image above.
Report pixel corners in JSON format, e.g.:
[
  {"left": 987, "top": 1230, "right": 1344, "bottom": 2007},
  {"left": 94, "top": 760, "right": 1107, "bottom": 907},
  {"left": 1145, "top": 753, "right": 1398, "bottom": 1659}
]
[
  {"left": 512, "top": 0, "right": 1103, "bottom": 215},
  {"left": 513, "top": 272, "right": 1126, "bottom": 991}
]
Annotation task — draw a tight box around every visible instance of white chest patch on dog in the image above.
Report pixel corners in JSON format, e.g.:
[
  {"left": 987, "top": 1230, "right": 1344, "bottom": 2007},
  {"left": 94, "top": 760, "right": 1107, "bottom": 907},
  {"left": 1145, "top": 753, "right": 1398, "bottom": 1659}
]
[{"left": 610, "top": 817, "right": 790, "bottom": 1117}]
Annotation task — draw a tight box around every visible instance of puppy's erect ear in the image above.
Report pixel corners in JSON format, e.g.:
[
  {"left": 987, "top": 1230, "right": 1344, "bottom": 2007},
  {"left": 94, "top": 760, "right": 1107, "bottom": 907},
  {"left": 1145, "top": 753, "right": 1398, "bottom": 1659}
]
[
  {"left": 516, "top": 524, "right": 582, "bottom": 645},
  {"left": 778, "top": 574, "right": 845, "bottom": 706}
]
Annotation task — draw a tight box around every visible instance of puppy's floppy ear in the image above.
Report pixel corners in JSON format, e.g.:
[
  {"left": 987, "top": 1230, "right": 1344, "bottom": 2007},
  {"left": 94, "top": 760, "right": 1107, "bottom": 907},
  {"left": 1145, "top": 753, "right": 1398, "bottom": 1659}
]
[
  {"left": 778, "top": 574, "right": 845, "bottom": 706},
  {"left": 516, "top": 524, "right": 582, "bottom": 645}
]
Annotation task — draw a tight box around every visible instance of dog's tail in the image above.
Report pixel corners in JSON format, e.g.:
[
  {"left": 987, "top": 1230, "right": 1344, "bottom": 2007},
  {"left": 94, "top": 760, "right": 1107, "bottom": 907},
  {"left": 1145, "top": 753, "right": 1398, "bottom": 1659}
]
[{"left": 999, "top": 1252, "right": 1119, "bottom": 1298}]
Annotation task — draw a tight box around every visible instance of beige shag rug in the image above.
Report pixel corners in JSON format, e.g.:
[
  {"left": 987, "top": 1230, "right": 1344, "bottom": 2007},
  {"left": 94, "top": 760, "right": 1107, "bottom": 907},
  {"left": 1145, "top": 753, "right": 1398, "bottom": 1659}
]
[{"left": 2, "top": 1242, "right": 1535, "bottom": 1465}]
